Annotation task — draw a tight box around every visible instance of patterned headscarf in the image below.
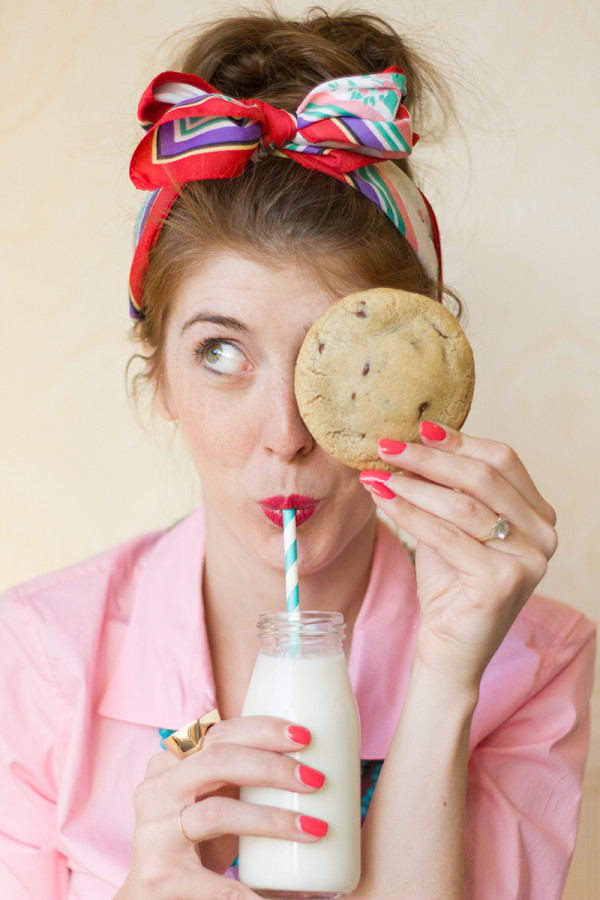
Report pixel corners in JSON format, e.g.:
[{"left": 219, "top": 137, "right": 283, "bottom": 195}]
[{"left": 129, "top": 67, "right": 442, "bottom": 318}]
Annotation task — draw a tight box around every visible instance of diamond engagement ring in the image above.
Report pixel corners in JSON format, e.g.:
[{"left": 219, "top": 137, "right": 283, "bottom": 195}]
[{"left": 477, "top": 515, "right": 511, "bottom": 543}]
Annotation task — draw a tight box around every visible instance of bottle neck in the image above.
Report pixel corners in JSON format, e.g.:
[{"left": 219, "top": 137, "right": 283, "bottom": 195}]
[{"left": 257, "top": 611, "right": 346, "bottom": 657}]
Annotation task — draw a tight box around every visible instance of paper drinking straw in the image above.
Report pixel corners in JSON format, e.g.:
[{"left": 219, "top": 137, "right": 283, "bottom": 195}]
[{"left": 283, "top": 508, "right": 299, "bottom": 614}]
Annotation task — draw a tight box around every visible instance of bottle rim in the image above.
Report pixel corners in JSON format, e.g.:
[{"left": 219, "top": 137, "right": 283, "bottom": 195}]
[{"left": 257, "top": 610, "right": 345, "bottom": 633}]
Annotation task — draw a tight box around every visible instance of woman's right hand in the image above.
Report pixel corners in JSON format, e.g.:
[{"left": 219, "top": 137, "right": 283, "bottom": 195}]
[{"left": 115, "top": 715, "right": 326, "bottom": 899}]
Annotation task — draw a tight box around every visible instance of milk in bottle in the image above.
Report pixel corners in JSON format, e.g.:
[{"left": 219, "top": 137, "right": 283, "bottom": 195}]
[{"left": 239, "top": 611, "right": 361, "bottom": 899}]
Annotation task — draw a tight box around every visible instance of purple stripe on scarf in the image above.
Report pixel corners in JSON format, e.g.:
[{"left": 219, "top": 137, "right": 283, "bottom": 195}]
[
  {"left": 350, "top": 172, "right": 380, "bottom": 205},
  {"left": 294, "top": 144, "right": 323, "bottom": 156},
  {"left": 296, "top": 114, "right": 385, "bottom": 147},
  {"left": 157, "top": 120, "right": 263, "bottom": 159},
  {"left": 296, "top": 113, "right": 314, "bottom": 131},
  {"left": 338, "top": 116, "right": 386, "bottom": 149}
]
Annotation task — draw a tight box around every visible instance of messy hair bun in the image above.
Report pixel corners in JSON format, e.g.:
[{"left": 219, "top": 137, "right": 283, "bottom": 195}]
[{"left": 175, "top": 8, "right": 452, "bottom": 170}]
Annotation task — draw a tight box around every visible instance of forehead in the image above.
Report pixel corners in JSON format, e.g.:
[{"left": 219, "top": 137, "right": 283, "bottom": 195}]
[{"left": 169, "top": 251, "right": 358, "bottom": 328}]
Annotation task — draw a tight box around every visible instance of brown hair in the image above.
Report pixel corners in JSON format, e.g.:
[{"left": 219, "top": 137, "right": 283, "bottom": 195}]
[{"left": 132, "top": 7, "right": 459, "bottom": 391}]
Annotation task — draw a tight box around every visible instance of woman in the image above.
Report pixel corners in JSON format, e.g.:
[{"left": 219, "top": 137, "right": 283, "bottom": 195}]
[{"left": 0, "top": 10, "right": 595, "bottom": 900}]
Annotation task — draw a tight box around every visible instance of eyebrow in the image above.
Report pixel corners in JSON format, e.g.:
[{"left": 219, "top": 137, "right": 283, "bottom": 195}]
[{"left": 181, "top": 312, "right": 252, "bottom": 336}]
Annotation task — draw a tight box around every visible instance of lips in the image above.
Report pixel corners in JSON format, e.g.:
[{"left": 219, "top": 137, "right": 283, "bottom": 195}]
[{"left": 258, "top": 495, "right": 319, "bottom": 527}]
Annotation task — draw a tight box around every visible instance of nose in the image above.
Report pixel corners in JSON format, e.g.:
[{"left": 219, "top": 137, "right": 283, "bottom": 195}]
[{"left": 261, "top": 373, "right": 315, "bottom": 461}]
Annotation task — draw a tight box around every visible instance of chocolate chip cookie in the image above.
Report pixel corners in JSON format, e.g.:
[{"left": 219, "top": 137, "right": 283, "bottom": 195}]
[{"left": 294, "top": 287, "right": 475, "bottom": 470}]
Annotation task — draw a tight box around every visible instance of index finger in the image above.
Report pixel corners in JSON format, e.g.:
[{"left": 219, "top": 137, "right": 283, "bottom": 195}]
[
  {"left": 151, "top": 717, "right": 311, "bottom": 775},
  {"left": 203, "top": 716, "right": 312, "bottom": 753}
]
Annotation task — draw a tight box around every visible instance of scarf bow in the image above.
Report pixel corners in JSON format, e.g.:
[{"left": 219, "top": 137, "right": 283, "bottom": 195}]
[{"left": 130, "top": 68, "right": 416, "bottom": 189}]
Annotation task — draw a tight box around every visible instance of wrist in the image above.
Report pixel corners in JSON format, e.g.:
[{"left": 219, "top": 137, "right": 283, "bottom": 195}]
[{"left": 408, "top": 651, "right": 480, "bottom": 722}]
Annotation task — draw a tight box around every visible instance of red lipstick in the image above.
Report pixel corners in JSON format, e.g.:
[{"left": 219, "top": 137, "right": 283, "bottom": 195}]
[{"left": 258, "top": 495, "right": 319, "bottom": 527}]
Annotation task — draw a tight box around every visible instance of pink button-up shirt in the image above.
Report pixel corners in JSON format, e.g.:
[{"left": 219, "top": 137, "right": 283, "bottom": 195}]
[{"left": 0, "top": 511, "right": 595, "bottom": 899}]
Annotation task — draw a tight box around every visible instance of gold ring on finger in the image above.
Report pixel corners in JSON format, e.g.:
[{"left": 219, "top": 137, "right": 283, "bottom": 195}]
[
  {"left": 178, "top": 805, "right": 196, "bottom": 842},
  {"left": 164, "top": 709, "right": 221, "bottom": 759},
  {"left": 476, "top": 515, "right": 511, "bottom": 543}
]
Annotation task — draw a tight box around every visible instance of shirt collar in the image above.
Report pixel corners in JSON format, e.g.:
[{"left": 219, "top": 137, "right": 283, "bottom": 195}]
[{"left": 98, "top": 510, "right": 216, "bottom": 730}]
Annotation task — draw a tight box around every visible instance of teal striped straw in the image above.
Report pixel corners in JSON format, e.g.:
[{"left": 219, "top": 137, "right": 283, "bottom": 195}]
[{"left": 283, "top": 508, "right": 299, "bottom": 613}]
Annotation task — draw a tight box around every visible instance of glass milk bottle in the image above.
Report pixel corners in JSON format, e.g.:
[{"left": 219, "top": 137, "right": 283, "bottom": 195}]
[{"left": 239, "top": 611, "right": 361, "bottom": 899}]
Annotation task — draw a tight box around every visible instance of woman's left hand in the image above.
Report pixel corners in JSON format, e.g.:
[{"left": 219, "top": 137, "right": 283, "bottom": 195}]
[{"left": 359, "top": 421, "right": 558, "bottom": 690}]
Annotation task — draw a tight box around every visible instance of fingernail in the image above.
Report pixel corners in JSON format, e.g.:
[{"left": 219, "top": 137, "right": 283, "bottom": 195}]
[
  {"left": 379, "top": 439, "right": 407, "bottom": 455},
  {"left": 367, "top": 481, "right": 396, "bottom": 500},
  {"left": 359, "top": 469, "right": 391, "bottom": 484},
  {"left": 420, "top": 421, "right": 446, "bottom": 441},
  {"left": 297, "top": 814, "right": 328, "bottom": 837},
  {"left": 297, "top": 764, "right": 325, "bottom": 788},
  {"left": 287, "top": 725, "right": 311, "bottom": 745}
]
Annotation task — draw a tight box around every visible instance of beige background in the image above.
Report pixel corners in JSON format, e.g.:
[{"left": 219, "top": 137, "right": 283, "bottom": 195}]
[{"left": 1, "top": 0, "right": 598, "bottom": 893}]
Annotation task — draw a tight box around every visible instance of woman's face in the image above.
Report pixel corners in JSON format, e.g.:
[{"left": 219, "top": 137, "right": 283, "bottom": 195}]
[{"left": 157, "top": 251, "right": 376, "bottom": 576}]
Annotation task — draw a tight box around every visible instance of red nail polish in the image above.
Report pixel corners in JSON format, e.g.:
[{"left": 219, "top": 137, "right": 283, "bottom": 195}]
[
  {"left": 359, "top": 469, "right": 391, "bottom": 483},
  {"left": 368, "top": 481, "right": 396, "bottom": 500},
  {"left": 298, "top": 814, "right": 328, "bottom": 837},
  {"left": 297, "top": 764, "right": 325, "bottom": 788},
  {"left": 420, "top": 421, "right": 446, "bottom": 441},
  {"left": 288, "top": 725, "right": 311, "bottom": 745},
  {"left": 378, "top": 439, "right": 407, "bottom": 455}
]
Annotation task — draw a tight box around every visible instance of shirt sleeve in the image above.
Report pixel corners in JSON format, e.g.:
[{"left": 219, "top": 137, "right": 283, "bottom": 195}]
[
  {"left": 464, "top": 614, "right": 596, "bottom": 900},
  {"left": 0, "top": 589, "right": 70, "bottom": 898}
]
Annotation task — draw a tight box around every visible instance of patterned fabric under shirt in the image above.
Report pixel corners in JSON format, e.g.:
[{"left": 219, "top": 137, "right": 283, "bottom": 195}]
[{"left": 158, "top": 728, "right": 382, "bottom": 878}]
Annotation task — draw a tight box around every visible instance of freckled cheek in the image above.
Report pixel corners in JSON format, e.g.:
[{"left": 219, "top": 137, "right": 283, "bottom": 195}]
[{"left": 177, "top": 397, "right": 260, "bottom": 470}]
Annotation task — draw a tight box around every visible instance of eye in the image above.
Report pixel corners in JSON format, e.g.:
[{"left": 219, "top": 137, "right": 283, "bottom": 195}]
[{"left": 199, "top": 340, "right": 251, "bottom": 375}]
